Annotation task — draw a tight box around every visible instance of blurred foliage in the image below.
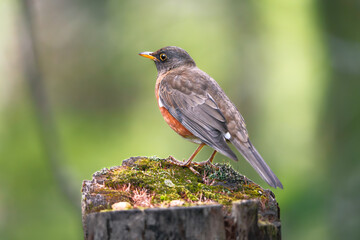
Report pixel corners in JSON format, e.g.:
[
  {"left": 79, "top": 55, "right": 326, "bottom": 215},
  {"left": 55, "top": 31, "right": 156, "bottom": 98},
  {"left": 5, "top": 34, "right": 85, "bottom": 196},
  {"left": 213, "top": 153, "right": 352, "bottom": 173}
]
[{"left": 0, "top": 0, "right": 359, "bottom": 239}]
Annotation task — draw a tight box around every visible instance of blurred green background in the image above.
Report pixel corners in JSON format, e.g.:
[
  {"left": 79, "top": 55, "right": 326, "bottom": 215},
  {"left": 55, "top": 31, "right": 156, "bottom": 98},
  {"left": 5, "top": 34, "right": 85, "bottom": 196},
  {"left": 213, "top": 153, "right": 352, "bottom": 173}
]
[{"left": 1, "top": 0, "right": 359, "bottom": 239}]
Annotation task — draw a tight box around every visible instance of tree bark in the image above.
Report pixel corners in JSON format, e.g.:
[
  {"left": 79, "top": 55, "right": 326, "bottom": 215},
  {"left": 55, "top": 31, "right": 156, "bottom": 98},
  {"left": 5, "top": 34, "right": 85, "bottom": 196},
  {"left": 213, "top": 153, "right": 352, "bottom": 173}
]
[{"left": 82, "top": 157, "right": 281, "bottom": 239}]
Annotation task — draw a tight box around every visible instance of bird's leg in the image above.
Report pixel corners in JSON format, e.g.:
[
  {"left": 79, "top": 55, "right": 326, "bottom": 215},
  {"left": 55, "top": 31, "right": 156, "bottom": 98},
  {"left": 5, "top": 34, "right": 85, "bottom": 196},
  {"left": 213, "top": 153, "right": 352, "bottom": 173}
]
[
  {"left": 184, "top": 143, "right": 205, "bottom": 166},
  {"left": 194, "top": 150, "right": 217, "bottom": 166},
  {"left": 167, "top": 143, "right": 205, "bottom": 167}
]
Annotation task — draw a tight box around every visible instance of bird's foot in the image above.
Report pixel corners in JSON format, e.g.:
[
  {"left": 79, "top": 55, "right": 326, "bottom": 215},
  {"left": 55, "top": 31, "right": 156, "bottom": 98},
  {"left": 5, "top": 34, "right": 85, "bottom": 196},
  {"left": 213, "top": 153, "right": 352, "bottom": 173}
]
[
  {"left": 167, "top": 155, "right": 192, "bottom": 167},
  {"left": 192, "top": 150, "right": 218, "bottom": 169},
  {"left": 193, "top": 158, "right": 213, "bottom": 166},
  {"left": 187, "top": 166, "right": 200, "bottom": 175},
  {"left": 193, "top": 159, "right": 219, "bottom": 170},
  {"left": 166, "top": 156, "right": 200, "bottom": 175}
]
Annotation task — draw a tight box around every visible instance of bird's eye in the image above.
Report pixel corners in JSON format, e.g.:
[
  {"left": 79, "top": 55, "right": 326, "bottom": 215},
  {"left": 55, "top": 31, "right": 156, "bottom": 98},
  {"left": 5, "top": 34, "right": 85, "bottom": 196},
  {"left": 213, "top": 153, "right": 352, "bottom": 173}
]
[{"left": 159, "top": 53, "right": 167, "bottom": 61}]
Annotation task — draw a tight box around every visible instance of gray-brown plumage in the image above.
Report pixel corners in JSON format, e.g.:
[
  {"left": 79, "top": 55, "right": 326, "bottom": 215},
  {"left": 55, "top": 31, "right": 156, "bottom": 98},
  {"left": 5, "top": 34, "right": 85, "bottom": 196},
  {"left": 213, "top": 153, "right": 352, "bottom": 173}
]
[{"left": 139, "top": 46, "right": 283, "bottom": 189}]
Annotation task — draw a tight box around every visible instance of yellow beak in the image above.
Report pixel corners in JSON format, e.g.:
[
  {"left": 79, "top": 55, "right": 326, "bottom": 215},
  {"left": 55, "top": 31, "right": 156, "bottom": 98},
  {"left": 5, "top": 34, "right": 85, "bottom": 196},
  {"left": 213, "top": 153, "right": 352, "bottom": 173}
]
[{"left": 139, "top": 51, "right": 159, "bottom": 61}]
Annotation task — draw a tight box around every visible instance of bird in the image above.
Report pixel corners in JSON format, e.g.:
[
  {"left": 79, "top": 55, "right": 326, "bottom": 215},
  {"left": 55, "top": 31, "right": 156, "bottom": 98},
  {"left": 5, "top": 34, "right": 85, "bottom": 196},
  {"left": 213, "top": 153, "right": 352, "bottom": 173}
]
[{"left": 139, "top": 46, "right": 283, "bottom": 189}]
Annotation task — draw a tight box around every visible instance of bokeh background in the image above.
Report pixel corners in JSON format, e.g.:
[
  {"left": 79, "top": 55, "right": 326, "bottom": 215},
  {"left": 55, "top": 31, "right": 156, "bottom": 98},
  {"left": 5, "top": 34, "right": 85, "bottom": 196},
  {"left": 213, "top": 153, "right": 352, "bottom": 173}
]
[{"left": 1, "top": 0, "right": 359, "bottom": 239}]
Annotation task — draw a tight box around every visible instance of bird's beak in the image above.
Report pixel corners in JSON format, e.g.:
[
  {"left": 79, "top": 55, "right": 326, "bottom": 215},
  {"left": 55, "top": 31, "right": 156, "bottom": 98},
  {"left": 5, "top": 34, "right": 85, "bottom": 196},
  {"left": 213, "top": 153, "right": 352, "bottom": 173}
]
[{"left": 139, "top": 51, "right": 159, "bottom": 61}]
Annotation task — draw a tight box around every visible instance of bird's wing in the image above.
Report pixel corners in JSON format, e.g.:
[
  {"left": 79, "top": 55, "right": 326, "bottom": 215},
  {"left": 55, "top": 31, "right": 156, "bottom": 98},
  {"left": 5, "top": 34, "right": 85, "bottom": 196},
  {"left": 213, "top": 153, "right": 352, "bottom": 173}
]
[{"left": 159, "top": 72, "right": 238, "bottom": 161}]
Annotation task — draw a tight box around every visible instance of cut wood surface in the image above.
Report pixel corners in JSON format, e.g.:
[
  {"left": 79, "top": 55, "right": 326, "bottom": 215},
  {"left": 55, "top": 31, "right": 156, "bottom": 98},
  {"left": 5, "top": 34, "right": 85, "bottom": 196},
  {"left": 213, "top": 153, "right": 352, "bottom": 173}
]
[{"left": 82, "top": 156, "right": 281, "bottom": 239}]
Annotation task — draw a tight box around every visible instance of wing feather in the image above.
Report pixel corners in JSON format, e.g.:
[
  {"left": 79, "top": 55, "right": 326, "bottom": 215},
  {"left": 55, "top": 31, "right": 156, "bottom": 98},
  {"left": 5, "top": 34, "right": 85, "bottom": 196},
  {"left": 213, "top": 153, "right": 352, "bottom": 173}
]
[{"left": 159, "top": 74, "right": 238, "bottom": 161}]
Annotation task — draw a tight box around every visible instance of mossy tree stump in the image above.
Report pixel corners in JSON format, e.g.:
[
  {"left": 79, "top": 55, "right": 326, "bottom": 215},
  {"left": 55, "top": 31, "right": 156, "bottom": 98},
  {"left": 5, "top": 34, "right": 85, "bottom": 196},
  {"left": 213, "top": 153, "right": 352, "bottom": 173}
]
[{"left": 82, "top": 157, "right": 281, "bottom": 240}]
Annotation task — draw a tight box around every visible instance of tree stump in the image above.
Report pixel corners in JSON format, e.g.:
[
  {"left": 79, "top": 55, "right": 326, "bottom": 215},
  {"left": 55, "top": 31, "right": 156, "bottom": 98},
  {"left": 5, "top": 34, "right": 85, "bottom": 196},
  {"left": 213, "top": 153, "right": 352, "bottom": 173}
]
[{"left": 82, "top": 157, "right": 281, "bottom": 240}]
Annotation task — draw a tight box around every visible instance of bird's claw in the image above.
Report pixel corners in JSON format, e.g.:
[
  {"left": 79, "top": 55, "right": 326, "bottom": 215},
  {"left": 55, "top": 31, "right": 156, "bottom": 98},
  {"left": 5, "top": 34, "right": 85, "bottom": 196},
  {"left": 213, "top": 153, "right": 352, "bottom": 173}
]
[
  {"left": 166, "top": 156, "right": 200, "bottom": 174},
  {"left": 166, "top": 156, "right": 218, "bottom": 175},
  {"left": 188, "top": 166, "right": 200, "bottom": 175},
  {"left": 193, "top": 159, "right": 218, "bottom": 169},
  {"left": 167, "top": 156, "right": 192, "bottom": 167}
]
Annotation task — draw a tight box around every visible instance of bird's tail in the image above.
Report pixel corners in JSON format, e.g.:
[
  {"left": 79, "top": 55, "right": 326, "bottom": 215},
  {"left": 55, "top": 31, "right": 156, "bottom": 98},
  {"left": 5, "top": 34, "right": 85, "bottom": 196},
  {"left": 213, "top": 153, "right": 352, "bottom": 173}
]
[{"left": 231, "top": 139, "right": 283, "bottom": 189}]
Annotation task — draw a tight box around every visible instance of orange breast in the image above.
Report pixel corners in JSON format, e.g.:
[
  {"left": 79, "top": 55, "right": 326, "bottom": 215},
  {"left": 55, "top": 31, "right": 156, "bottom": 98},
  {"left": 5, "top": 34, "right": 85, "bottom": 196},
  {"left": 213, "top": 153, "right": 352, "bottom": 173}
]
[{"left": 159, "top": 106, "right": 193, "bottom": 138}]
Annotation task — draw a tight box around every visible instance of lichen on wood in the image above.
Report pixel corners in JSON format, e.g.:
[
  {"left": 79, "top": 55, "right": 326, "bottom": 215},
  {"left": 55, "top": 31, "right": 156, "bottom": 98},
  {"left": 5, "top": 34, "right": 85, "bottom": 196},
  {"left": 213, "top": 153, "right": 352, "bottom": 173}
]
[{"left": 82, "top": 157, "right": 281, "bottom": 239}]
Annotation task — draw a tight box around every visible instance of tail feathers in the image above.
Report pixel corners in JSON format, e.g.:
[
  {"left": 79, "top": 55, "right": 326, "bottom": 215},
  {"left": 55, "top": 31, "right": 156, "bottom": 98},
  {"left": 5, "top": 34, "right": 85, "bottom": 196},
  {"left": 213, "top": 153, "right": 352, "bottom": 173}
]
[{"left": 231, "top": 139, "right": 283, "bottom": 189}]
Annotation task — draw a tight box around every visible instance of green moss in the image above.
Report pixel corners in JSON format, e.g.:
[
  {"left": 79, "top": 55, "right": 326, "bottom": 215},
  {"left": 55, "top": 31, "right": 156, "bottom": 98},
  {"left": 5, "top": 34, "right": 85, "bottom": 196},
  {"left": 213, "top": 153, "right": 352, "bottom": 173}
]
[{"left": 92, "top": 157, "right": 271, "bottom": 211}]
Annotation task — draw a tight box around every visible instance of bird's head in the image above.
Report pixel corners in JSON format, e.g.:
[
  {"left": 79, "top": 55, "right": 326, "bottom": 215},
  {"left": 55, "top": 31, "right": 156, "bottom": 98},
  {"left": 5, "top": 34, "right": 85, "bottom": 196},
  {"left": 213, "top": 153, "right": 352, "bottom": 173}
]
[{"left": 139, "top": 46, "right": 196, "bottom": 74}]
